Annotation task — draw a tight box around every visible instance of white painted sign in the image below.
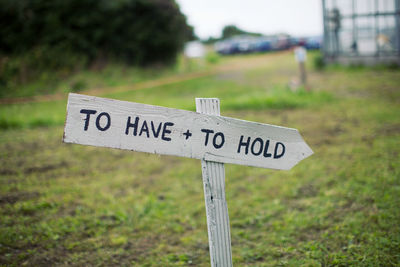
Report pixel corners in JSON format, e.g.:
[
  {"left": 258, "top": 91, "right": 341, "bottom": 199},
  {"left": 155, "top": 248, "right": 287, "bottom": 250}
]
[
  {"left": 64, "top": 94, "right": 314, "bottom": 267},
  {"left": 63, "top": 93, "right": 312, "bottom": 170}
]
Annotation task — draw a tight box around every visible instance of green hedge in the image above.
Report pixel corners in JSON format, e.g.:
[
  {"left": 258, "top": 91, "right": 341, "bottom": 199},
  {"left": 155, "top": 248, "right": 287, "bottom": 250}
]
[
  {"left": 0, "top": 0, "right": 193, "bottom": 96},
  {"left": 0, "top": 0, "right": 192, "bottom": 64}
]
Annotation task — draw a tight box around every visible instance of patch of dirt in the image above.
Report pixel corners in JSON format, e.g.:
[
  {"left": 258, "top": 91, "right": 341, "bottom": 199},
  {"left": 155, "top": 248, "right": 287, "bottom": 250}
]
[
  {"left": 22, "top": 247, "right": 67, "bottom": 267},
  {"left": 295, "top": 184, "right": 319, "bottom": 199},
  {"left": 102, "top": 234, "right": 163, "bottom": 265},
  {"left": 216, "top": 71, "right": 245, "bottom": 83},
  {"left": 295, "top": 184, "right": 319, "bottom": 198},
  {"left": 0, "top": 169, "right": 17, "bottom": 175},
  {"left": 361, "top": 123, "right": 400, "bottom": 147},
  {"left": 0, "top": 191, "right": 40, "bottom": 205},
  {"left": 296, "top": 223, "right": 329, "bottom": 242},
  {"left": 23, "top": 161, "right": 69, "bottom": 175},
  {"left": 376, "top": 123, "right": 400, "bottom": 136},
  {"left": 305, "top": 123, "right": 346, "bottom": 146},
  {"left": 328, "top": 197, "right": 372, "bottom": 225}
]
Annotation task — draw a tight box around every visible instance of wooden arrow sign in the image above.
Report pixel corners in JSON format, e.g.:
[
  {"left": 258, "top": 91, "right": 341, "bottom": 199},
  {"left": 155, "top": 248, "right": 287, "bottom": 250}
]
[
  {"left": 63, "top": 93, "right": 313, "bottom": 267},
  {"left": 63, "top": 93, "right": 312, "bottom": 170}
]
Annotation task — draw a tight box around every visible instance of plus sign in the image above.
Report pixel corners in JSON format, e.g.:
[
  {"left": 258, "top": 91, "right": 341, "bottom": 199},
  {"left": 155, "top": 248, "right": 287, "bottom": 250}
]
[{"left": 183, "top": 129, "right": 192, "bottom": 140}]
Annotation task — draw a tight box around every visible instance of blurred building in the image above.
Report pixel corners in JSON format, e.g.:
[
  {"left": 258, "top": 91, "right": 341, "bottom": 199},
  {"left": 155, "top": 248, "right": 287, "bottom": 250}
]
[
  {"left": 322, "top": 0, "right": 400, "bottom": 65},
  {"left": 184, "top": 41, "right": 206, "bottom": 58}
]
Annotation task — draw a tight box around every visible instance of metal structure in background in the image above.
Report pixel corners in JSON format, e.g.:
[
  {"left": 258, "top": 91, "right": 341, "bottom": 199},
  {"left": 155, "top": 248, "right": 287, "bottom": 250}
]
[{"left": 322, "top": 0, "right": 400, "bottom": 65}]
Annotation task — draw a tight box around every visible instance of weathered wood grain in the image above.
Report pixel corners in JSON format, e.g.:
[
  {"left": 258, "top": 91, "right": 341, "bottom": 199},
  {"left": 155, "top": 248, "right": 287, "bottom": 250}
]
[{"left": 197, "top": 98, "right": 232, "bottom": 267}]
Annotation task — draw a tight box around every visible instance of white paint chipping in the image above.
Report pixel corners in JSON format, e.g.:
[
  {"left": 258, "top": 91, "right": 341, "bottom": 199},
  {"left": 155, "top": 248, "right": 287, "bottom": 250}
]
[{"left": 63, "top": 93, "right": 313, "bottom": 170}]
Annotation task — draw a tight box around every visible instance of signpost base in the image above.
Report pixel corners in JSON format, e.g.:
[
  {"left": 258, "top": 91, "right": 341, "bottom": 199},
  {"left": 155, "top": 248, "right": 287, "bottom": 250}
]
[{"left": 196, "top": 98, "right": 233, "bottom": 267}]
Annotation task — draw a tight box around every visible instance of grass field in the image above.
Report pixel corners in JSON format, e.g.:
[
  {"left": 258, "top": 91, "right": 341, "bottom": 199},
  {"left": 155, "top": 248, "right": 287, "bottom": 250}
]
[{"left": 1, "top": 51, "right": 399, "bottom": 266}]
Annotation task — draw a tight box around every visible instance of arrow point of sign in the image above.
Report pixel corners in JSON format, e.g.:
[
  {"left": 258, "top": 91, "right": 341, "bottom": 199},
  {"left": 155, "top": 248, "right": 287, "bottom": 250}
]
[
  {"left": 284, "top": 140, "right": 313, "bottom": 170},
  {"left": 302, "top": 145, "right": 314, "bottom": 164},
  {"left": 303, "top": 142, "right": 314, "bottom": 159}
]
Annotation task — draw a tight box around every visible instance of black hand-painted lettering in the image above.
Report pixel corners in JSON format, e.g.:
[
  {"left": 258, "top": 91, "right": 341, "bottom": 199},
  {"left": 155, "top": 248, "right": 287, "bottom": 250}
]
[
  {"left": 201, "top": 129, "right": 214, "bottom": 146},
  {"left": 80, "top": 109, "right": 97, "bottom": 131},
  {"left": 95, "top": 112, "right": 111, "bottom": 131},
  {"left": 183, "top": 129, "right": 192, "bottom": 140},
  {"left": 161, "top": 122, "right": 174, "bottom": 141},
  {"left": 263, "top": 140, "right": 272, "bottom": 158},
  {"left": 237, "top": 135, "right": 250, "bottom": 154},
  {"left": 151, "top": 121, "right": 162, "bottom": 138},
  {"left": 139, "top": 120, "right": 150, "bottom": 138},
  {"left": 251, "top": 138, "right": 263, "bottom": 156},
  {"left": 125, "top": 116, "right": 139, "bottom": 136},
  {"left": 273, "top": 142, "right": 285, "bottom": 159},
  {"left": 213, "top": 132, "right": 225, "bottom": 149}
]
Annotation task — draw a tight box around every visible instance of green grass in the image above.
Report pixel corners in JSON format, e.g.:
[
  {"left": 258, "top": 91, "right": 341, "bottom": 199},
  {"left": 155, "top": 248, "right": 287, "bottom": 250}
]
[
  {"left": 0, "top": 54, "right": 212, "bottom": 99},
  {"left": 0, "top": 100, "right": 67, "bottom": 129},
  {"left": 0, "top": 83, "right": 334, "bottom": 130},
  {"left": 1, "top": 51, "right": 399, "bottom": 266},
  {"left": 223, "top": 87, "right": 334, "bottom": 110},
  {"left": 0, "top": 54, "right": 334, "bottom": 130}
]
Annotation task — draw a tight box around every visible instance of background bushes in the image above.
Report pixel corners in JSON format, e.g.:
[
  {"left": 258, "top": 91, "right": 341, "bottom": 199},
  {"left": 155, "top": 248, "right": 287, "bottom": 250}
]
[{"left": 0, "top": 0, "right": 194, "bottom": 96}]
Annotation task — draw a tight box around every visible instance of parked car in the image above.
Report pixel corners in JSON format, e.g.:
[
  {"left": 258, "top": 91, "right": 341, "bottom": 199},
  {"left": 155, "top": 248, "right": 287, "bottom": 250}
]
[
  {"left": 254, "top": 37, "right": 272, "bottom": 52},
  {"left": 233, "top": 36, "right": 258, "bottom": 53},
  {"left": 215, "top": 36, "right": 258, "bottom": 54},
  {"left": 214, "top": 34, "right": 320, "bottom": 55},
  {"left": 214, "top": 39, "right": 238, "bottom": 55},
  {"left": 304, "top": 36, "right": 322, "bottom": 50}
]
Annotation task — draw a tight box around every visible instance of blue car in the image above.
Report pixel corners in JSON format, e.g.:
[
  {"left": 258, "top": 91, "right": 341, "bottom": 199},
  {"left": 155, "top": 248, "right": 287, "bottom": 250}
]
[
  {"left": 254, "top": 38, "right": 272, "bottom": 52},
  {"left": 305, "top": 36, "right": 322, "bottom": 50}
]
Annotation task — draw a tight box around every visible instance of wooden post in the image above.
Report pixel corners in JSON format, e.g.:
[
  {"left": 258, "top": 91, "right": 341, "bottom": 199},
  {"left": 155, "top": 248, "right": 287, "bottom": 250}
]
[
  {"left": 299, "top": 61, "right": 307, "bottom": 86},
  {"left": 196, "top": 98, "right": 233, "bottom": 267},
  {"left": 294, "top": 46, "right": 308, "bottom": 91}
]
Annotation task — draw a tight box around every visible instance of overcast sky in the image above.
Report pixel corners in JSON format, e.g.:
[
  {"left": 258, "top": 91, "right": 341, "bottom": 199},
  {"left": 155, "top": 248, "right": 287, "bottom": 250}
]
[{"left": 175, "top": 0, "right": 323, "bottom": 39}]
